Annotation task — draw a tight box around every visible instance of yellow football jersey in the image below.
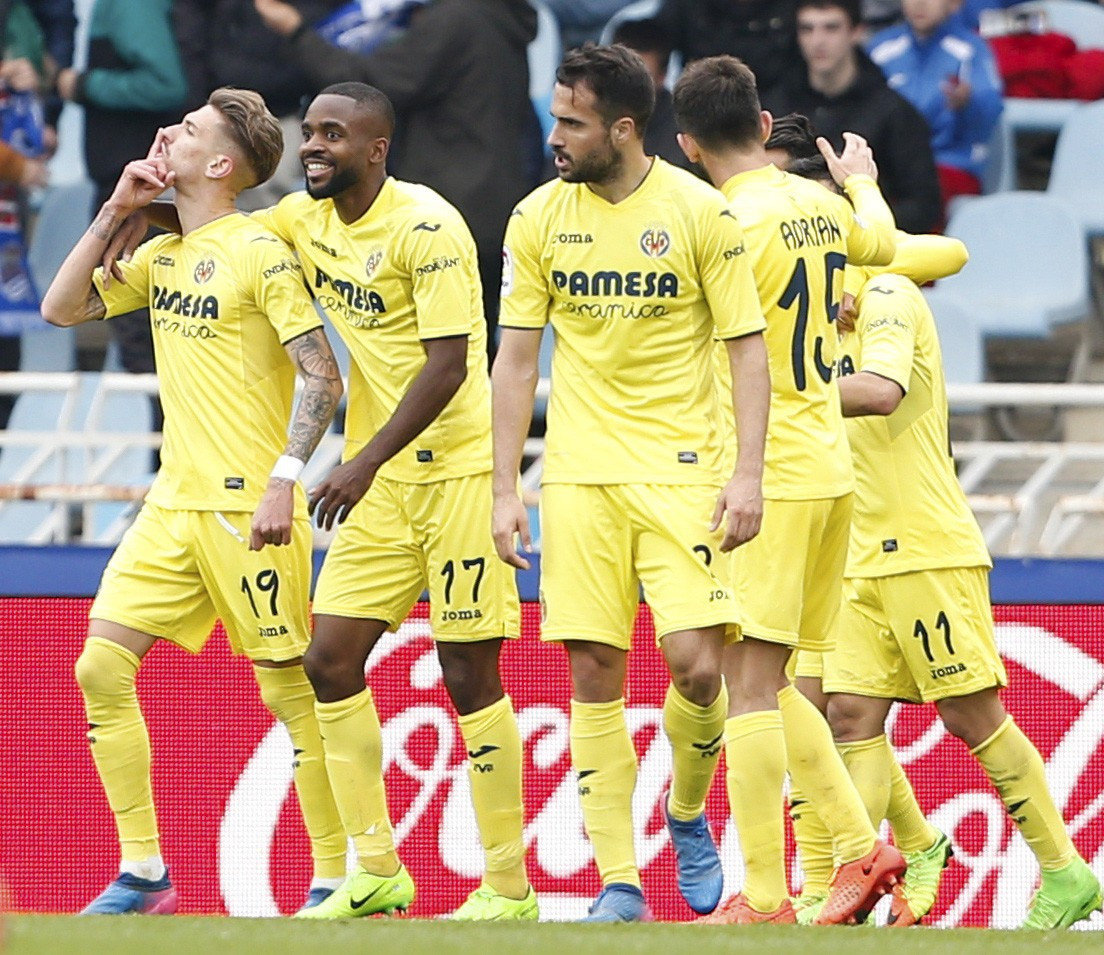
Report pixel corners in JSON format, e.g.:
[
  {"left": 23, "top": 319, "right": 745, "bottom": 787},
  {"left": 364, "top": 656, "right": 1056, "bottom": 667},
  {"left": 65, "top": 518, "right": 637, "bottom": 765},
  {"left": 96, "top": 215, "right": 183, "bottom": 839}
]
[
  {"left": 256, "top": 180, "right": 489, "bottom": 484},
  {"left": 717, "top": 167, "right": 896, "bottom": 500},
  {"left": 93, "top": 213, "right": 322, "bottom": 511},
  {"left": 840, "top": 272, "right": 991, "bottom": 577},
  {"left": 500, "top": 158, "right": 764, "bottom": 486}
]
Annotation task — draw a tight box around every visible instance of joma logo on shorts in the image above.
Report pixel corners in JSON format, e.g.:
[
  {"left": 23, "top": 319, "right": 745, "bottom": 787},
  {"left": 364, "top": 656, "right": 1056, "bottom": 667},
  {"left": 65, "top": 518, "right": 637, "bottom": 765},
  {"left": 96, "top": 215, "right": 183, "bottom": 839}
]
[
  {"left": 931, "top": 662, "right": 967, "bottom": 679},
  {"left": 258, "top": 625, "right": 290, "bottom": 638},
  {"left": 440, "top": 609, "right": 483, "bottom": 622}
]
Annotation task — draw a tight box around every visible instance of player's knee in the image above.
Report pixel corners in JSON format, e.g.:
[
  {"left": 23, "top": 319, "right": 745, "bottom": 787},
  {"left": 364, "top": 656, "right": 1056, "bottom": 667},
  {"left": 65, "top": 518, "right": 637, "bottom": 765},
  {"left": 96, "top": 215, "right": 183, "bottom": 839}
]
[
  {"left": 669, "top": 663, "right": 722, "bottom": 709},
  {"left": 569, "top": 649, "right": 624, "bottom": 702},
  {"left": 826, "top": 695, "right": 880, "bottom": 742},
  {"left": 302, "top": 641, "right": 356, "bottom": 700},
  {"left": 74, "top": 639, "right": 136, "bottom": 702},
  {"left": 439, "top": 655, "right": 503, "bottom": 717}
]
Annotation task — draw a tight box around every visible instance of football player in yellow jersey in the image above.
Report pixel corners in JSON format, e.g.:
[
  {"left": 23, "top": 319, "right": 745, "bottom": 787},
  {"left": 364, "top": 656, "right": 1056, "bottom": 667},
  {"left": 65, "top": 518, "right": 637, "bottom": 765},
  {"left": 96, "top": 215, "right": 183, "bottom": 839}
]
[
  {"left": 822, "top": 251, "right": 1102, "bottom": 932},
  {"left": 673, "top": 57, "right": 908, "bottom": 926},
  {"left": 274, "top": 83, "right": 532, "bottom": 923},
  {"left": 41, "top": 89, "right": 346, "bottom": 915},
  {"left": 493, "top": 45, "right": 771, "bottom": 922},
  {"left": 116, "top": 83, "right": 534, "bottom": 921}
]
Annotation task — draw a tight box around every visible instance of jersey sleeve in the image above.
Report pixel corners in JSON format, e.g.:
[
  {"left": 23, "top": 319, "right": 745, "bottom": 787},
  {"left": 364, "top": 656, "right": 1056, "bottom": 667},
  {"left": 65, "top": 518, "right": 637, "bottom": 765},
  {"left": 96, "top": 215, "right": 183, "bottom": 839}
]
[
  {"left": 880, "top": 232, "right": 968, "bottom": 285},
  {"left": 245, "top": 232, "right": 322, "bottom": 344},
  {"left": 841, "top": 176, "right": 897, "bottom": 267},
  {"left": 91, "top": 238, "right": 154, "bottom": 318},
  {"left": 697, "top": 201, "right": 765, "bottom": 340},
  {"left": 400, "top": 209, "right": 480, "bottom": 340},
  {"left": 248, "top": 196, "right": 293, "bottom": 244},
  {"left": 498, "top": 205, "right": 551, "bottom": 330},
  {"left": 856, "top": 280, "right": 917, "bottom": 393}
]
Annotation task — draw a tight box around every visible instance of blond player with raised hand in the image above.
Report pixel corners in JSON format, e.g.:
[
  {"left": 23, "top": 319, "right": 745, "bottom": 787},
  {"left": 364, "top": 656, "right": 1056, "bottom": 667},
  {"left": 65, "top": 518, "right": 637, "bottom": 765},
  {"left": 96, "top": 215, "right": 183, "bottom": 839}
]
[
  {"left": 493, "top": 44, "right": 770, "bottom": 922},
  {"left": 108, "top": 81, "right": 534, "bottom": 922},
  {"left": 41, "top": 88, "right": 346, "bottom": 915},
  {"left": 673, "top": 57, "right": 907, "bottom": 926}
]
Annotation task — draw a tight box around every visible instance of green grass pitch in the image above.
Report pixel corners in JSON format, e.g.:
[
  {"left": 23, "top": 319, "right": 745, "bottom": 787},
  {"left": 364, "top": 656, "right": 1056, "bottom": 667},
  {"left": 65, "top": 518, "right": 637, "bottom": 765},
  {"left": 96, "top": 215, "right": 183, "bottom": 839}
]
[{"left": 7, "top": 916, "right": 1101, "bottom": 954}]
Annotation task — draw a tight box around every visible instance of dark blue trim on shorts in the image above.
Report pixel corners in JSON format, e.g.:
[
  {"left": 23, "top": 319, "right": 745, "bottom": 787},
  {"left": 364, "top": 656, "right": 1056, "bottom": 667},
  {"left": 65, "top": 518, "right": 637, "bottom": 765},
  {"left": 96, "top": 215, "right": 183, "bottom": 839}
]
[{"left": 0, "top": 547, "right": 1099, "bottom": 603}]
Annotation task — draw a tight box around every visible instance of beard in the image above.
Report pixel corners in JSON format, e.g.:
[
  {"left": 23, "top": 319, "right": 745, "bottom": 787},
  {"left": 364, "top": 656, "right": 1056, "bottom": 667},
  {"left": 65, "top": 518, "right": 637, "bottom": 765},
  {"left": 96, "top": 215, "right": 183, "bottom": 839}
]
[
  {"left": 305, "top": 165, "right": 360, "bottom": 199},
  {"left": 555, "top": 136, "right": 622, "bottom": 185}
]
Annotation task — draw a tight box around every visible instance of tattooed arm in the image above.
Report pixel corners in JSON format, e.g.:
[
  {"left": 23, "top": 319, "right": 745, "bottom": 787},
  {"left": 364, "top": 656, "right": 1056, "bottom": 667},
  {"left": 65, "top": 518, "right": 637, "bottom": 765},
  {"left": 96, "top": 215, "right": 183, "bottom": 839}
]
[
  {"left": 249, "top": 326, "right": 343, "bottom": 550},
  {"left": 42, "top": 158, "right": 173, "bottom": 326}
]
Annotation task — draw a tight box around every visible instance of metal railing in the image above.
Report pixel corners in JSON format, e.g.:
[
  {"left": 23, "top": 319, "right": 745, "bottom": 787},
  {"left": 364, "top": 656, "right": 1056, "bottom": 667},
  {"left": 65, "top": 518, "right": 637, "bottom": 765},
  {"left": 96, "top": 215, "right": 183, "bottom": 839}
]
[{"left": 3, "top": 373, "right": 1104, "bottom": 554}]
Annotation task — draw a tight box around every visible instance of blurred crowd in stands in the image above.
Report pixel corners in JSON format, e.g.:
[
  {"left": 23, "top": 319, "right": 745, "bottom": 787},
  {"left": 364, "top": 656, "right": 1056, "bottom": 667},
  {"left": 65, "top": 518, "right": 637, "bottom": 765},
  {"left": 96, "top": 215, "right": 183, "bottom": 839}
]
[{"left": 0, "top": 0, "right": 1103, "bottom": 435}]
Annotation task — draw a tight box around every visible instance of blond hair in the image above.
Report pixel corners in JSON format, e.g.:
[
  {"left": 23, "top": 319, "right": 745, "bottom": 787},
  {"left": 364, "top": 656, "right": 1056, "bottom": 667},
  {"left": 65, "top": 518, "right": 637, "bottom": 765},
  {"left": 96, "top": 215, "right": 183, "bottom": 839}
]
[{"left": 207, "top": 87, "right": 283, "bottom": 189}]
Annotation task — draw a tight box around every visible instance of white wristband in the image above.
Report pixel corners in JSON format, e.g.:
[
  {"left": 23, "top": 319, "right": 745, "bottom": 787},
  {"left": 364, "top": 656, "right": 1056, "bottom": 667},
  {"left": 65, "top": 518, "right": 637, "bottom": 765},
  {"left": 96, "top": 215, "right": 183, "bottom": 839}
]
[{"left": 270, "top": 454, "right": 304, "bottom": 483}]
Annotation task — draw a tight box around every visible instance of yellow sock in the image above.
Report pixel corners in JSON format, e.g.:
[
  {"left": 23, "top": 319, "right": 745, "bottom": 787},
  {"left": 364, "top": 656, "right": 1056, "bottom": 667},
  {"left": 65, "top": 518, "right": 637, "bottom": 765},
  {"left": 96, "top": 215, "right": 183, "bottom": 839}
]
[
  {"left": 664, "top": 682, "right": 727, "bottom": 821},
  {"left": 457, "top": 695, "right": 528, "bottom": 900},
  {"left": 724, "top": 711, "right": 788, "bottom": 913},
  {"left": 315, "top": 688, "right": 400, "bottom": 876},
  {"left": 570, "top": 698, "right": 639, "bottom": 888},
  {"left": 972, "top": 717, "right": 1076, "bottom": 871},
  {"left": 886, "top": 751, "right": 940, "bottom": 853},
  {"left": 74, "top": 637, "right": 159, "bottom": 861},
  {"left": 836, "top": 735, "right": 893, "bottom": 827},
  {"left": 789, "top": 785, "right": 834, "bottom": 898},
  {"left": 254, "top": 664, "right": 346, "bottom": 881},
  {"left": 778, "top": 684, "right": 876, "bottom": 863}
]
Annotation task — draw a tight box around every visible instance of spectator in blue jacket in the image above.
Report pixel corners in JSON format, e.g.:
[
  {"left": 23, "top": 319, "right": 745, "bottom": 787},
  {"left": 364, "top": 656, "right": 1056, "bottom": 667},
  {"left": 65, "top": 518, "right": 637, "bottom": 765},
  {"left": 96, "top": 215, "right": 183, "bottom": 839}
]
[{"left": 867, "top": 0, "right": 1002, "bottom": 213}]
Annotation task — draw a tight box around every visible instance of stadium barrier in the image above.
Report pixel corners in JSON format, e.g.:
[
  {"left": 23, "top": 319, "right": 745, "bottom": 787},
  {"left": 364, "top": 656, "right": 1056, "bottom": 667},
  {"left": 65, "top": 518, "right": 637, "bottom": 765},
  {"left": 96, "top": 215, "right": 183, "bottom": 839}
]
[{"left": 1, "top": 552, "right": 1101, "bottom": 928}]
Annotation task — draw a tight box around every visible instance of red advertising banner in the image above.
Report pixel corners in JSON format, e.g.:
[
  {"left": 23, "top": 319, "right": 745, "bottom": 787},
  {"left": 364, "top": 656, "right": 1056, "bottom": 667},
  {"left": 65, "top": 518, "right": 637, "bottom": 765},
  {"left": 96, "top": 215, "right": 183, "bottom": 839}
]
[{"left": 1, "top": 599, "right": 1101, "bottom": 927}]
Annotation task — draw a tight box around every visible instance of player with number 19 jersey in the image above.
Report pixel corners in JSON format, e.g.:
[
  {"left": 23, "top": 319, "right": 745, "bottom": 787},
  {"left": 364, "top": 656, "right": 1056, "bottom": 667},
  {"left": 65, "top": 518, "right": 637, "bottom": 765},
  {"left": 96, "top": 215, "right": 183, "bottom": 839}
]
[{"left": 718, "top": 167, "right": 895, "bottom": 652}]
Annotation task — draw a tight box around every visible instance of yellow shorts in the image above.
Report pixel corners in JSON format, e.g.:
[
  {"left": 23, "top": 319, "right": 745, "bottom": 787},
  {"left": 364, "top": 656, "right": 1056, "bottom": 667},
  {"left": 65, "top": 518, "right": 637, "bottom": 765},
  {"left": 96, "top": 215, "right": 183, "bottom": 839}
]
[
  {"left": 733, "top": 494, "right": 852, "bottom": 653},
  {"left": 90, "top": 501, "right": 311, "bottom": 662},
  {"left": 824, "top": 567, "right": 1008, "bottom": 703},
  {"left": 313, "top": 471, "right": 520, "bottom": 642},
  {"left": 539, "top": 483, "right": 737, "bottom": 650},
  {"left": 790, "top": 650, "right": 823, "bottom": 681}
]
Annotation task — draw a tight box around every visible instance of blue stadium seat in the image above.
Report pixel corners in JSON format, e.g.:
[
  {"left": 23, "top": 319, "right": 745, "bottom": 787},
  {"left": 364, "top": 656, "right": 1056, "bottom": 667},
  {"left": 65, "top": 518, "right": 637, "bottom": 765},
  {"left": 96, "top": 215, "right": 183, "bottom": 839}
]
[
  {"left": 921, "top": 287, "right": 985, "bottom": 386},
  {"left": 528, "top": 1, "right": 561, "bottom": 152},
  {"left": 1046, "top": 100, "right": 1104, "bottom": 238},
  {"left": 941, "top": 192, "right": 1090, "bottom": 338}
]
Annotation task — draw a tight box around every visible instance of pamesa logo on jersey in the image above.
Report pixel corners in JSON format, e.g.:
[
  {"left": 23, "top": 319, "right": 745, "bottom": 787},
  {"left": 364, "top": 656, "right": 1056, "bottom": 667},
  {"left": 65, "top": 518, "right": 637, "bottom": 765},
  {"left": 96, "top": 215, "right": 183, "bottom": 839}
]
[
  {"left": 639, "top": 227, "right": 670, "bottom": 259},
  {"left": 194, "top": 258, "right": 215, "bottom": 284}
]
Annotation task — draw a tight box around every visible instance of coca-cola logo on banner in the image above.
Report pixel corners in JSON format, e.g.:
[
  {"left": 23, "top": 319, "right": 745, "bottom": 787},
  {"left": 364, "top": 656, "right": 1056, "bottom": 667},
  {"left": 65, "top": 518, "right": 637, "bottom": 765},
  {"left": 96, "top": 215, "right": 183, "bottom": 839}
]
[{"left": 0, "top": 600, "right": 1101, "bottom": 927}]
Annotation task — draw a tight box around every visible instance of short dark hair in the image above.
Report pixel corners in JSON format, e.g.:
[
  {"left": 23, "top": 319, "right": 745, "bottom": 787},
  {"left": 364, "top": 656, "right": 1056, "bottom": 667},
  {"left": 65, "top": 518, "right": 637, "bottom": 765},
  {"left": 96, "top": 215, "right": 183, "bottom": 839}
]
[
  {"left": 765, "top": 112, "right": 820, "bottom": 160},
  {"left": 207, "top": 87, "right": 283, "bottom": 188},
  {"left": 795, "top": 0, "right": 862, "bottom": 27},
  {"left": 556, "top": 43, "right": 655, "bottom": 132},
  {"left": 612, "top": 18, "right": 672, "bottom": 63},
  {"left": 672, "top": 55, "right": 761, "bottom": 151},
  {"left": 787, "top": 154, "right": 833, "bottom": 184},
  {"left": 319, "top": 81, "right": 396, "bottom": 137}
]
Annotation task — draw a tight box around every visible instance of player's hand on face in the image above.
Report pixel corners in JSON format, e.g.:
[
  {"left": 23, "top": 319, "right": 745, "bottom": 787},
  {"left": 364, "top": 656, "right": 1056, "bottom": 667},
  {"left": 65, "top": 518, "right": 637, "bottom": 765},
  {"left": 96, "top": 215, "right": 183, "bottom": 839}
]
[
  {"left": 712, "top": 472, "right": 763, "bottom": 552},
  {"left": 251, "top": 480, "right": 295, "bottom": 549},
  {"left": 818, "top": 132, "right": 878, "bottom": 186},
  {"left": 101, "top": 210, "right": 149, "bottom": 289},
  {"left": 492, "top": 492, "right": 532, "bottom": 570},
  {"left": 107, "top": 159, "right": 174, "bottom": 215},
  {"left": 308, "top": 460, "right": 375, "bottom": 532}
]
